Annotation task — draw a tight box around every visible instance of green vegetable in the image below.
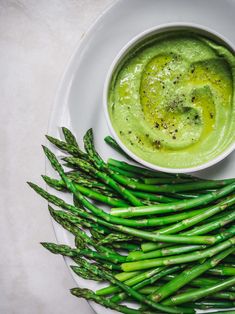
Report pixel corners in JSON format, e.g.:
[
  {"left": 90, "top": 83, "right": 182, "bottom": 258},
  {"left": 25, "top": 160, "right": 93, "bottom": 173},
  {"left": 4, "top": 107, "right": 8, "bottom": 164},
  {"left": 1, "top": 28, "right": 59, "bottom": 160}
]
[
  {"left": 42, "top": 175, "right": 129, "bottom": 207},
  {"left": 71, "top": 256, "right": 194, "bottom": 313},
  {"left": 163, "top": 276, "right": 235, "bottom": 305},
  {"left": 64, "top": 156, "right": 143, "bottom": 206},
  {"left": 141, "top": 208, "right": 235, "bottom": 252},
  {"left": 121, "top": 236, "right": 235, "bottom": 271},
  {"left": 62, "top": 127, "right": 80, "bottom": 148},
  {"left": 104, "top": 136, "right": 133, "bottom": 160},
  {"left": 149, "top": 247, "right": 235, "bottom": 302},
  {"left": 71, "top": 287, "right": 157, "bottom": 314},
  {"left": 46, "top": 134, "right": 86, "bottom": 158},
  {"left": 110, "top": 266, "right": 182, "bottom": 304},
  {"left": 111, "top": 183, "right": 235, "bottom": 217},
  {"left": 28, "top": 127, "right": 235, "bottom": 313}
]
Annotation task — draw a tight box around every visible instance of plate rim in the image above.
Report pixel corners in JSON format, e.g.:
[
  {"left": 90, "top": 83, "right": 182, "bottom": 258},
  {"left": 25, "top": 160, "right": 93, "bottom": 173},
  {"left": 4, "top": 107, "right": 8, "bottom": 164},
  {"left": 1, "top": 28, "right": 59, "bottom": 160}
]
[{"left": 44, "top": 1, "right": 235, "bottom": 313}]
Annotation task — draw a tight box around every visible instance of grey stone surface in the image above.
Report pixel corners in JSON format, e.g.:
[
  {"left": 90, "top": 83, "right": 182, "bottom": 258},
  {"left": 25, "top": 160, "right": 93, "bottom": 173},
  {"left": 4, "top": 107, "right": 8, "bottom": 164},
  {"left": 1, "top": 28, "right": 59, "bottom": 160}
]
[{"left": 0, "top": 1, "right": 112, "bottom": 313}]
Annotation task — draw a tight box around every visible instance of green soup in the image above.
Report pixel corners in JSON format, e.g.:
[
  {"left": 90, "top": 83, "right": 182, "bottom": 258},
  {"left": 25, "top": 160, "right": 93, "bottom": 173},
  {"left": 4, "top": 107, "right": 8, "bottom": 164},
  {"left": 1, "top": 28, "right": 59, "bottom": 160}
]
[{"left": 108, "top": 31, "right": 235, "bottom": 169}]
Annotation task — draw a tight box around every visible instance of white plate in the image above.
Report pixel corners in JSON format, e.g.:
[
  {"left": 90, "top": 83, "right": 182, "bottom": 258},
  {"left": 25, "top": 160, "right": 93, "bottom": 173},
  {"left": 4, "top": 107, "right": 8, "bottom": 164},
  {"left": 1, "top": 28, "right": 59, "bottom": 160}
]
[{"left": 47, "top": 0, "right": 235, "bottom": 313}]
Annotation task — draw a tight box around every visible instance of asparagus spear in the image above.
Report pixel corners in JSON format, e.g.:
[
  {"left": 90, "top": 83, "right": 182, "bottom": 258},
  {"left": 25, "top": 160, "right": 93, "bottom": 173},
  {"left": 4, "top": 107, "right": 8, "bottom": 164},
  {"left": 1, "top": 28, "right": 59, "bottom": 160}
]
[
  {"left": 30, "top": 127, "right": 235, "bottom": 313},
  {"left": 104, "top": 135, "right": 133, "bottom": 160},
  {"left": 48, "top": 132, "right": 207, "bottom": 205},
  {"left": 163, "top": 276, "right": 235, "bottom": 306},
  {"left": 121, "top": 236, "right": 235, "bottom": 271},
  {"left": 112, "top": 242, "right": 140, "bottom": 251},
  {"left": 206, "top": 311, "right": 235, "bottom": 314},
  {"left": 143, "top": 177, "right": 201, "bottom": 184},
  {"left": 126, "top": 244, "right": 206, "bottom": 261},
  {"left": 96, "top": 267, "right": 164, "bottom": 296},
  {"left": 131, "top": 190, "right": 177, "bottom": 203},
  {"left": 110, "top": 170, "right": 235, "bottom": 194},
  {"left": 196, "top": 291, "right": 235, "bottom": 301},
  {"left": 110, "top": 182, "right": 235, "bottom": 218},
  {"left": 71, "top": 257, "right": 194, "bottom": 313},
  {"left": 84, "top": 130, "right": 205, "bottom": 194},
  {"left": 135, "top": 199, "right": 235, "bottom": 254},
  {"left": 107, "top": 158, "right": 174, "bottom": 178},
  {"left": 139, "top": 287, "right": 235, "bottom": 301},
  {"left": 29, "top": 180, "right": 225, "bottom": 245},
  {"left": 48, "top": 205, "right": 122, "bottom": 256},
  {"left": 110, "top": 266, "right": 183, "bottom": 304},
  {"left": 98, "top": 233, "right": 134, "bottom": 245},
  {"left": 105, "top": 164, "right": 143, "bottom": 179},
  {"left": 64, "top": 156, "right": 143, "bottom": 206},
  {"left": 44, "top": 173, "right": 117, "bottom": 194},
  {"left": 148, "top": 247, "right": 235, "bottom": 302},
  {"left": 47, "top": 176, "right": 170, "bottom": 206},
  {"left": 115, "top": 271, "right": 142, "bottom": 282},
  {"left": 29, "top": 183, "right": 231, "bottom": 249},
  {"left": 71, "top": 265, "right": 102, "bottom": 281},
  {"left": 62, "top": 127, "right": 80, "bottom": 148},
  {"left": 69, "top": 172, "right": 180, "bottom": 204},
  {"left": 71, "top": 287, "right": 155, "bottom": 314},
  {"left": 184, "top": 209, "right": 235, "bottom": 235},
  {"left": 47, "top": 203, "right": 109, "bottom": 234},
  {"left": 164, "top": 274, "right": 235, "bottom": 292},
  {"left": 101, "top": 264, "right": 235, "bottom": 300},
  {"left": 46, "top": 134, "right": 86, "bottom": 158},
  {"left": 35, "top": 147, "right": 235, "bottom": 234},
  {"left": 42, "top": 174, "right": 129, "bottom": 207},
  {"left": 207, "top": 310, "right": 234, "bottom": 314},
  {"left": 190, "top": 300, "right": 235, "bottom": 309},
  {"left": 141, "top": 209, "right": 235, "bottom": 252},
  {"left": 41, "top": 242, "right": 127, "bottom": 264},
  {"left": 48, "top": 205, "right": 81, "bottom": 236},
  {"left": 208, "top": 266, "right": 235, "bottom": 276},
  {"left": 154, "top": 194, "right": 235, "bottom": 235}
]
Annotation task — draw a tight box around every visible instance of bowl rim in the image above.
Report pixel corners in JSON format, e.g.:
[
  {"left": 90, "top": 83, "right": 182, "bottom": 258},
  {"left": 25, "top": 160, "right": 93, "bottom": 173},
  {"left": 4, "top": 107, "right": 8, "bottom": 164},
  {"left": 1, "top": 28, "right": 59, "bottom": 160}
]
[{"left": 103, "top": 22, "right": 235, "bottom": 173}]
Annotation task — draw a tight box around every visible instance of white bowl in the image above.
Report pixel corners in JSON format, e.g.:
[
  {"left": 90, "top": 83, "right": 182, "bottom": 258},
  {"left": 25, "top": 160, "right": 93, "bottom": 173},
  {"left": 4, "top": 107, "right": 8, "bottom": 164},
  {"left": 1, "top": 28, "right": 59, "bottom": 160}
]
[{"left": 103, "top": 23, "right": 235, "bottom": 173}]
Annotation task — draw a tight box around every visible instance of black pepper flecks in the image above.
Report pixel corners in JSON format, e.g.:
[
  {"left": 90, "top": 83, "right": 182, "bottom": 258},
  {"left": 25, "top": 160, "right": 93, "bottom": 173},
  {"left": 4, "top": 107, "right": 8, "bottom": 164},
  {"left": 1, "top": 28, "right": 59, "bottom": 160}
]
[
  {"left": 155, "top": 140, "right": 161, "bottom": 149},
  {"left": 162, "top": 122, "right": 168, "bottom": 129}
]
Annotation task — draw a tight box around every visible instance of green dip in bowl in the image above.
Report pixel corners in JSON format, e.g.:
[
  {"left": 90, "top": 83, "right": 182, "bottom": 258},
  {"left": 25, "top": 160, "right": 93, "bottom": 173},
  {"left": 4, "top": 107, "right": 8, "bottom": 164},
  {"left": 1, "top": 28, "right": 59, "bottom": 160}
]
[{"left": 104, "top": 25, "right": 235, "bottom": 172}]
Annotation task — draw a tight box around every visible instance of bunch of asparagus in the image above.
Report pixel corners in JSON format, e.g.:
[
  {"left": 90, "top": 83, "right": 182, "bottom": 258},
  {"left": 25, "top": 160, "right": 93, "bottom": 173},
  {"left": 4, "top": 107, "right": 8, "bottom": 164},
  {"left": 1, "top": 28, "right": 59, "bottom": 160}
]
[{"left": 28, "top": 127, "right": 235, "bottom": 314}]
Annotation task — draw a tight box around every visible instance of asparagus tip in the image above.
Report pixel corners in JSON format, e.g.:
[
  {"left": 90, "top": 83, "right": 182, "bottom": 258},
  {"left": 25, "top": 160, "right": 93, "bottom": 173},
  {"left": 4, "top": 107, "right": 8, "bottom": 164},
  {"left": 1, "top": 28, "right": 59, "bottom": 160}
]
[
  {"left": 47, "top": 204, "right": 54, "bottom": 213},
  {"left": 27, "top": 181, "right": 35, "bottom": 188},
  {"left": 41, "top": 144, "right": 47, "bottom": 152},
  {"left": 40, "top": 242, "right": 58, "bottom": 254},
  {"left": 70, "top": 287, "right": 90, "bottom": 298},
  {"left": 70, "top": 288, "right": 77, "bottom": 296},
  {"left": 45, "top": 135, "right": 52, "bottom": 141},
  {"left": 70, "top": 265, "right": 77, "bottom": 272}
]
